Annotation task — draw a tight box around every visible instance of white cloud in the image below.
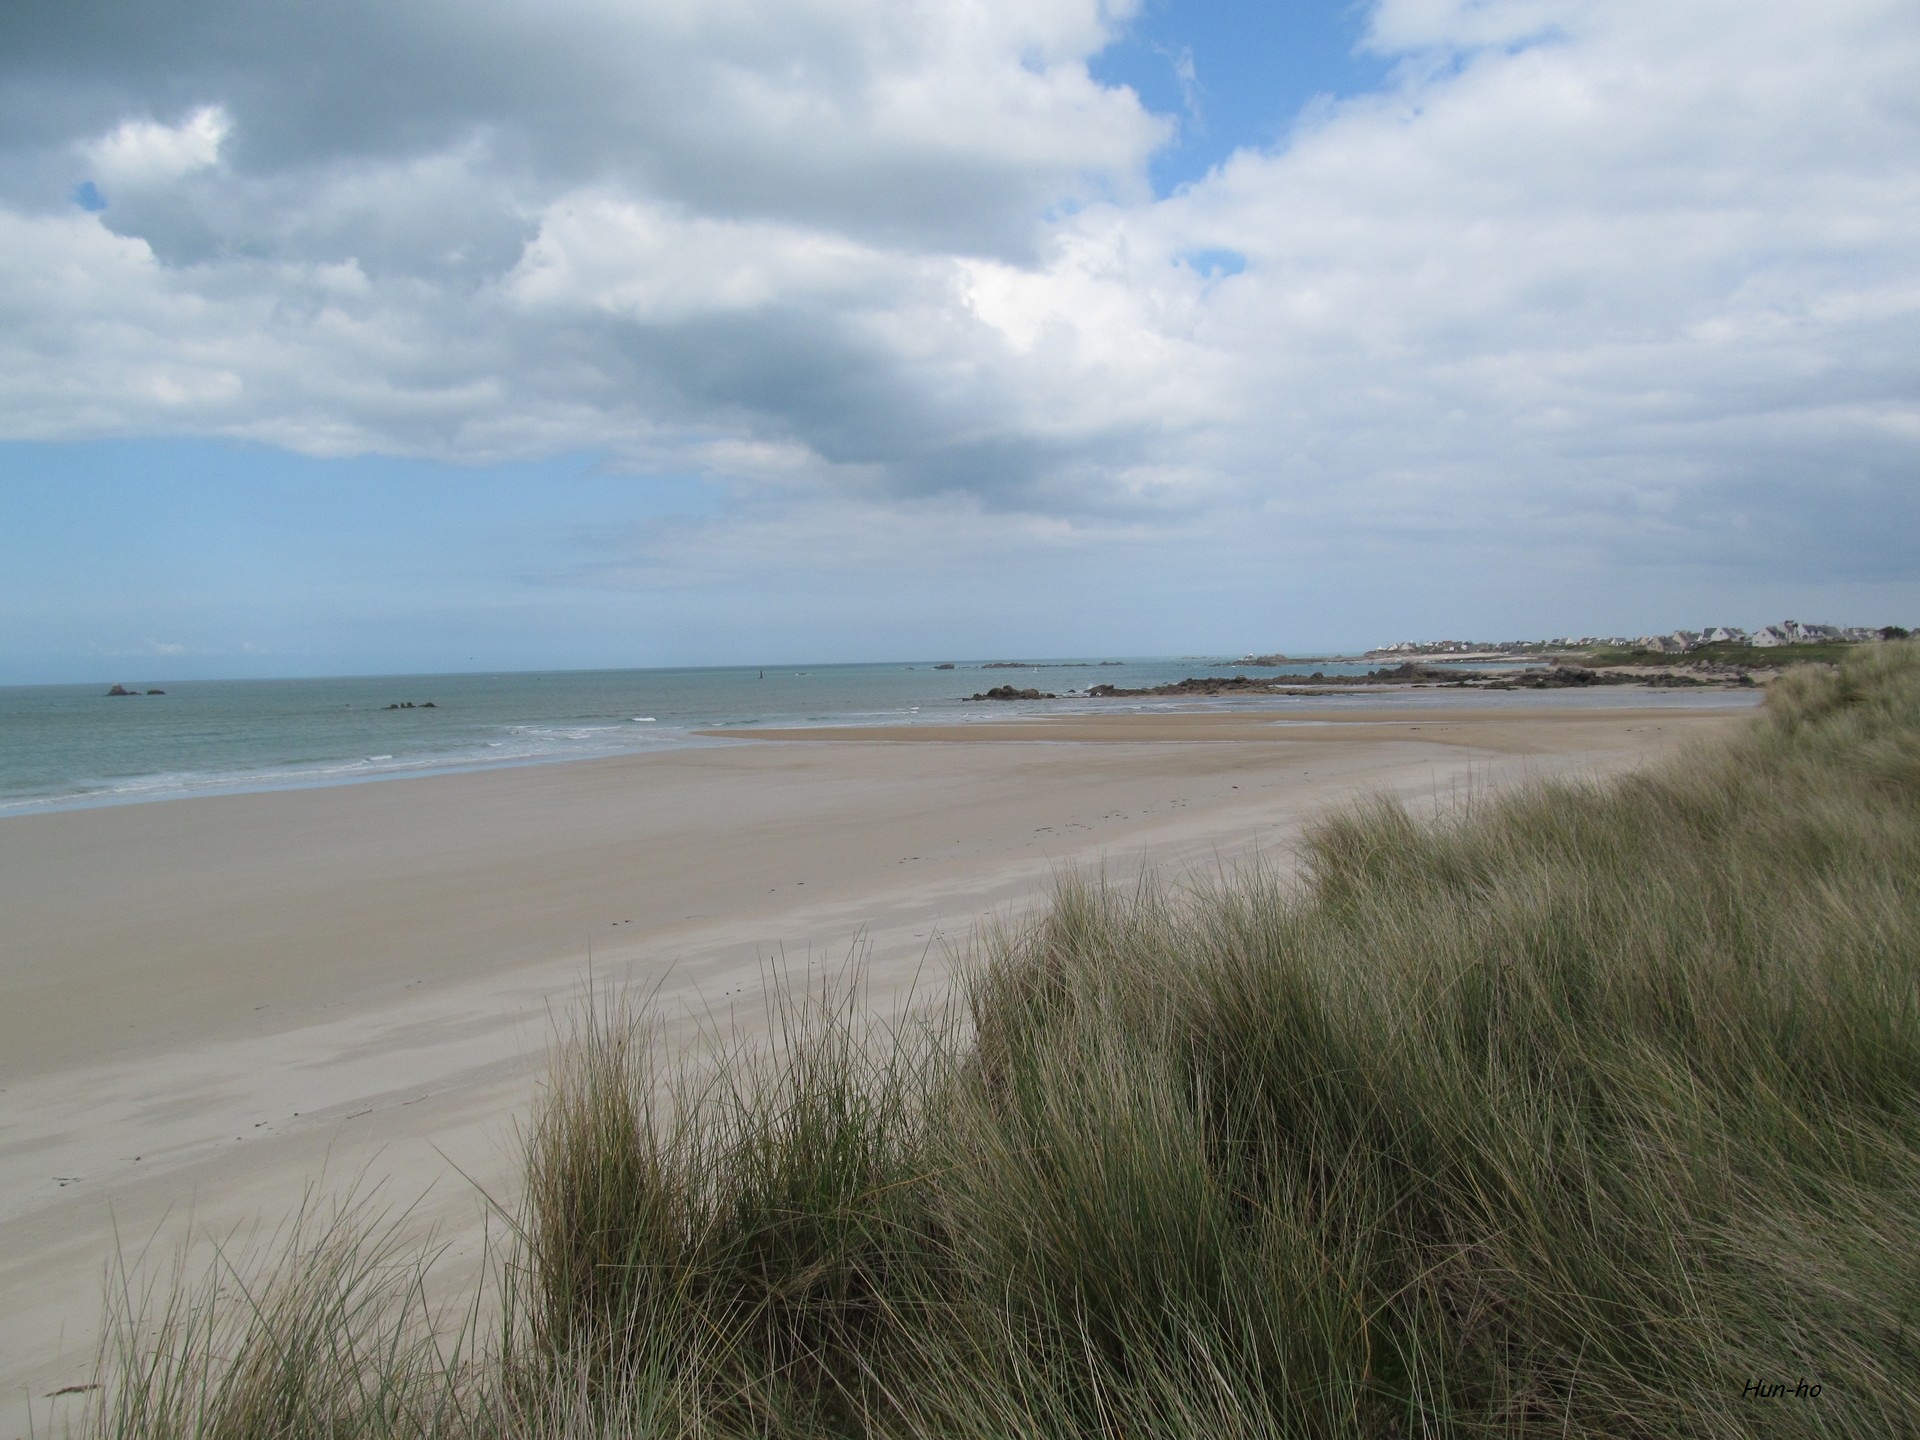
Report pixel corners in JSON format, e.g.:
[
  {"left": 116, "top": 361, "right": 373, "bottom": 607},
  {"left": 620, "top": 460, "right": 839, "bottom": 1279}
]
[
  {"left": 0, "top": 0, "right": 1916, "bottom": 595},
  {"left": 1364, "top": 0, "right": 1591, "bottom": 52},
  {"left": 504, "top": 194, "right": 894, "bottom": 321},
  {"left": 83, "top": 105, "right": 228, "bottom": 189}
]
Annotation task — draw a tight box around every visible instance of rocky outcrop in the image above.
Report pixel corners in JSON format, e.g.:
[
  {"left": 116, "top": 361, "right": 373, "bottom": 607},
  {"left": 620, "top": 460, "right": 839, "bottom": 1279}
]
[
  {"left": 1364, "top": 663, "right": 1466, "bottom": 683},
  {"left": 1082, "top": 659, "right": 1757, "bottom": 700},
  {"left": 1089, "top": 675, "right": 1279, "bottom": 697},
  {"left": 1483, "top": 665, "right": 1734, "bottom": 689},
  {"left": 1089, "top": 665, "right": 1469, "bottom": 698},
  {"left": 1485, "top": 666, "right": 1628, "bottom": 689},
  {"left": 105, "top": 684, "right": 136, "bottom": 696},
  {"left": 964, "top": 686, "right": 1056, "bottom": 701}
]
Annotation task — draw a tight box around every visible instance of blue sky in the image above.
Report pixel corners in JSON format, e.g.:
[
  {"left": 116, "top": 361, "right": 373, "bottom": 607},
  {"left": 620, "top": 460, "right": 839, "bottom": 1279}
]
[
  {"left": 1089, "top": 0, "right": 1387, "bottom": 194},
  {"left": 1, "top": 0, "right": 1916, "bottom": 683}
]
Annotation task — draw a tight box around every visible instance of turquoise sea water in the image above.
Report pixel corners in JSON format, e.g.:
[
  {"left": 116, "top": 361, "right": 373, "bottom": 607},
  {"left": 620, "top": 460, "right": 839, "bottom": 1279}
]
[{"left": 0, "top": 659, "right": 1757, "bottom": 816}]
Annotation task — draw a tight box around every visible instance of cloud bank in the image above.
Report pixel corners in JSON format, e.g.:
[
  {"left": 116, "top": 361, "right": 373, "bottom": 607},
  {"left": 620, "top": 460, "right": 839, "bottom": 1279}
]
[{"left": 2, "top": 0, "right": 1916, "bottom": 596}]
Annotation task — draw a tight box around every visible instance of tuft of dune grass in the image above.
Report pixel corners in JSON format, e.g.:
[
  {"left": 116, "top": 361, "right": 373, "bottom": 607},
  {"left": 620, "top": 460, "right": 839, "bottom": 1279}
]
[
  {"left": 89, "top": 643, "right": 1920, "bottom": 1438},
  {"left": 87, "top": 1188, "right": 486, "bottom": 1440}
]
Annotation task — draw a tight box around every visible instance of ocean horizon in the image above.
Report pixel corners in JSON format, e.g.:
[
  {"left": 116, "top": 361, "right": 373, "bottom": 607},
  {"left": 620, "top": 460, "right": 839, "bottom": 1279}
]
[{"left": 0, "top": 657, "right": 1752, "bottom": 817}]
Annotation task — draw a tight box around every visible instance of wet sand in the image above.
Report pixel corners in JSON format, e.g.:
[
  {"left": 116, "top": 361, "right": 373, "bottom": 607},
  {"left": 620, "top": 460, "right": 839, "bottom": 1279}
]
[{"left": 0, "top": 701, "right": 1750, "bottom": 1429}]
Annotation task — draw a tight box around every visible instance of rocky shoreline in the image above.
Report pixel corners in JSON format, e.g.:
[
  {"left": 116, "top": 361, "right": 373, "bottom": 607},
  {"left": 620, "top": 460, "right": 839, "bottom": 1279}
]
[{"left": 962, "top": 661, "right": 1758, "bottom": 701}]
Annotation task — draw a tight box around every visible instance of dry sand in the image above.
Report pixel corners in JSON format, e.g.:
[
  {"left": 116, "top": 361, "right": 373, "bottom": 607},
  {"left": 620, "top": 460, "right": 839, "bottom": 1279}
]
[{"left": 0, "top": 701, "right": 1751, "bottom": 1432}]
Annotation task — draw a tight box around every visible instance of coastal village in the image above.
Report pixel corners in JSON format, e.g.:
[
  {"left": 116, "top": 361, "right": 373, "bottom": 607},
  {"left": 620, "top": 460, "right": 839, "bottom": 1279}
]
[{"left": 1366, "top": 619, "right": 1906, "bottom": 659}]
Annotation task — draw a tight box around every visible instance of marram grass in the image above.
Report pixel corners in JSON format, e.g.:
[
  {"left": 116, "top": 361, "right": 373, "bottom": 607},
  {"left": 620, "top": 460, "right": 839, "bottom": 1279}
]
[{"left": 86, "top": 644, "right": 1920, "bottom": 1438}]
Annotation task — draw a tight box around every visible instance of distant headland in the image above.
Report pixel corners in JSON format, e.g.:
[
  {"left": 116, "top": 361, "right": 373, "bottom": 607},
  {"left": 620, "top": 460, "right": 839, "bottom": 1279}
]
[{"left": 971, "top": 621, "right": 1913, "bottom": 700}]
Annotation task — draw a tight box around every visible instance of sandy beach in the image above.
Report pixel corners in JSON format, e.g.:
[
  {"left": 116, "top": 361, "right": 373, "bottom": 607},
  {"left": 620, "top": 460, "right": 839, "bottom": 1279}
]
[{"left": 0, "top": 701, "right": 1752, "bottom": 1431}]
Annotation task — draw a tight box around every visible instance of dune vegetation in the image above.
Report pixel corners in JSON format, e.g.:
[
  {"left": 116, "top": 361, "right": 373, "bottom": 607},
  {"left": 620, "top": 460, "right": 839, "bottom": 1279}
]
[{"left": 89, "top": 644, "right": 1920, "bottom": 1438}]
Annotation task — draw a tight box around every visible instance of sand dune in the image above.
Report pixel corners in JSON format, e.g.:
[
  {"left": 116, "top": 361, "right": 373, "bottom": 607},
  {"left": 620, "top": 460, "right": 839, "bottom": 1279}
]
[{"left": 0, "top": 702, "right": 1749, "bottom": 1429}]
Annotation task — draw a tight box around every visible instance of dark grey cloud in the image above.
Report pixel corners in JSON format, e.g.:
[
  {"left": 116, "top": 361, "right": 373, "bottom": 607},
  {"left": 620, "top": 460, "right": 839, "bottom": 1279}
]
[{"left": 0, "top": 0, "right": 1156, "bottom": 258}]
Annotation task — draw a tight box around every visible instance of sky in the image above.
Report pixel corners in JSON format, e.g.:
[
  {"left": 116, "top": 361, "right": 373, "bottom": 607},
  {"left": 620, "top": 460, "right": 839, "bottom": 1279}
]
[{"left": 1, "top": 0, "right": 1917, "bottom": 682}]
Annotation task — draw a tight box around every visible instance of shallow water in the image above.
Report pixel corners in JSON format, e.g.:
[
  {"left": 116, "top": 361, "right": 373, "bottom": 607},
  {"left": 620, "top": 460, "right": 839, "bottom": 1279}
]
[{"left": 0, "top": 659, "right": 1758, "bottom": 815}]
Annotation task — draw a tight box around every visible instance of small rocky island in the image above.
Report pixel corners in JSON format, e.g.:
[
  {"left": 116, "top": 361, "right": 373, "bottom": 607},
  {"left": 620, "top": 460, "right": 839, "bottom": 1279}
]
[{"left": 965, "top": 685, "right": 1058, "bottom": 701}]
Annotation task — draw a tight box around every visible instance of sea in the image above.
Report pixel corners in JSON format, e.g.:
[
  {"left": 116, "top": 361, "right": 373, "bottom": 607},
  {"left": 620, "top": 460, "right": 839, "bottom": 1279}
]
[{"left": 0, "top": 658, "right": 1759, "bottom": 817}]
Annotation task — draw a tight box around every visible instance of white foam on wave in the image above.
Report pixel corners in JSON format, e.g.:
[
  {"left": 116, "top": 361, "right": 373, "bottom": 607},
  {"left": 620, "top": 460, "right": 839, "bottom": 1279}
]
[{"left": 507, "top": 723, "right": 626, "bottom": 742}]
